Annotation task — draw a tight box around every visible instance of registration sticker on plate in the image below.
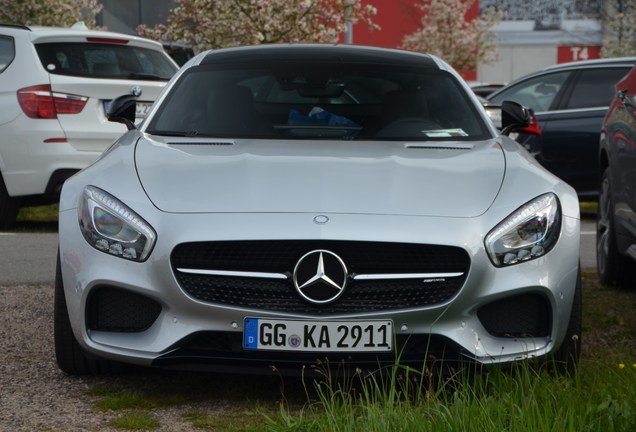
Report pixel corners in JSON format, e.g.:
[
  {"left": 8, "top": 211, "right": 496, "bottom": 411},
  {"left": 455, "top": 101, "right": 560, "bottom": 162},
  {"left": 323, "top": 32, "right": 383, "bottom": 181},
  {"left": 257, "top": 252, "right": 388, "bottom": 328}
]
[{"left": 244, "top": 318, "right": 392, "bottom": 352}]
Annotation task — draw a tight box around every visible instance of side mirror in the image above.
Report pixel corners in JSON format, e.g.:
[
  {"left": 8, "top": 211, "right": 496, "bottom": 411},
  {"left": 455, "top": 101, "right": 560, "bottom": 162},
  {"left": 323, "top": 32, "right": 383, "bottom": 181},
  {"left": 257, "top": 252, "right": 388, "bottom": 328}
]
[
  {"left": 500, "top": 100, "right": 531, "bottom": 135},
  {"left": 107, "top": 95, "right": 137, "bottom": 130}
]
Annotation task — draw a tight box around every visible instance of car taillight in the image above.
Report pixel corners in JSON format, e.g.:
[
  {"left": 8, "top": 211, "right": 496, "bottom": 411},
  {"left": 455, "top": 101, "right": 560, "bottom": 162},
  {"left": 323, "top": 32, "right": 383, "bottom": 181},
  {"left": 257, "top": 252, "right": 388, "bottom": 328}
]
[
  {"left": 17, "top": 85, "right": 88, "bottom": 119},
  {"left": 522, "top": 115, "right": 542, "bottom": 136}
]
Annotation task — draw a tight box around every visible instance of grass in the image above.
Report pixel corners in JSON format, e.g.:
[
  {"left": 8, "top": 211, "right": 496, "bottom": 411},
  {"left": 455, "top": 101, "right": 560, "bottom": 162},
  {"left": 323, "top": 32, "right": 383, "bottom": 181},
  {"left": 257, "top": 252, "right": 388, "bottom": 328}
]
[
  {"left": 11, "top": 204, "right": 59, "bottom": 232},
  {"left": 580, "top": 200, "right": 598, "bottom": 217},
  {"left": 109, "top": 412, "right": 160, "bottom": 430},
  {"left": 183, "top": 409, "right": 264, "bottom": 431},
  {"left": 261, "top": 271, "right": 636, "bottom": 432},
  {"left": 83, "top": 272, "right": 636, "bottom": 431},
  {"left": 88, "top": 387, "right": 189, "bottom": 411},
  {"left": 264, "top": 360, "right": 636, "bottom": 432},
  {"left": 16, "top": 204, "right": 59, "bottom": 223}
]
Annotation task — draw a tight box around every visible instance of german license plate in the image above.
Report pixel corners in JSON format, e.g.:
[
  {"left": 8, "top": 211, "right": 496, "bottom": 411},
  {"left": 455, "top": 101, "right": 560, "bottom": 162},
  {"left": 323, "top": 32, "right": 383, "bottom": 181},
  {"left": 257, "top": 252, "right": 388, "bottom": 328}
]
[
  {"left": 134, "top": 101, "right": 152, "bottom": 118},
  {"left": 243, "top": 318, "right": 392, "bottom": 352}
]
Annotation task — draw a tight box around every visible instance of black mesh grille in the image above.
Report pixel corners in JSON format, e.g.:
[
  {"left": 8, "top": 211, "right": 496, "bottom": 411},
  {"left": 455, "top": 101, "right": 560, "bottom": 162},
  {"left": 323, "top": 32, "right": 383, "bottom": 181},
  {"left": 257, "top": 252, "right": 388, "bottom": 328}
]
[
  {"left": 477, "top": 293, "right": 551, "bottom": 338},
  {"left": 87, "top": 286, "right": 162, "bottom": 332},
  {"left": 171, "top": 240, "right": 470, "bottom": 314}
]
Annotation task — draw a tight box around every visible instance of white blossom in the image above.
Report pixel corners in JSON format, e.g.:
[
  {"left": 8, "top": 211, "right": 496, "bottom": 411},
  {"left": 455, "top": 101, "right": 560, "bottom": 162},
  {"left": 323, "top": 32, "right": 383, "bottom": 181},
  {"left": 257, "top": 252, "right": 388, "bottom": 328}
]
[
  {"left": 138, "top": 0, "right": 379, "bottom": 52},
  {"left": 400, "top": 0, "right": 503, "bottom": 73},
  {"left": 0, "top": 0, "right": 102, "bottom": 28}
]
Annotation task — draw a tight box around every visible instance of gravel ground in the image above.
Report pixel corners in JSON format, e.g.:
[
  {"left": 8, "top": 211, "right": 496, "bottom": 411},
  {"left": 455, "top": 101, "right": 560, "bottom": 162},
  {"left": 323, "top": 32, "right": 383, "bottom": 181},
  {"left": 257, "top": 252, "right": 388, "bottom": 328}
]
[
  {"left": 0, "top": 284, "right": 299, "bottom": 432},
  {"left": 0, "top": 284, "right": 115, "bottom": 431}
]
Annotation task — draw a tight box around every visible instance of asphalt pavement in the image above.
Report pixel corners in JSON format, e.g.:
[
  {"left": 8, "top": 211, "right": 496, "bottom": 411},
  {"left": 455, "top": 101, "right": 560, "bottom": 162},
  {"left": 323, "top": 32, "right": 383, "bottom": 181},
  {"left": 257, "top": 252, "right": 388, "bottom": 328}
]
[
  {"left": 0, "top": 219, "right": 598, "bottom": 285},
  {"left": 0, "top": 232, "right": 58, "bottom": 285}
]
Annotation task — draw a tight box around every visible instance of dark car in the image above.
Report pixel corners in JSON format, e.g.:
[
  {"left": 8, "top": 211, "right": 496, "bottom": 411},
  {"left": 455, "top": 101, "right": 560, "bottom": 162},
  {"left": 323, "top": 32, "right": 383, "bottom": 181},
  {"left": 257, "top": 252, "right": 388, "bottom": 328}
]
[
  {"left": 162, "top": 41, "right": 195, "bottom": 66},
  {"left": 488, "top": 57, "right": 636, "bottom": 200},
  {"left": 469, "top": 82, "right": 505, "bottom": 98},
  {"left": 597, "top": 65, "right": 636, "bottom": 288}
]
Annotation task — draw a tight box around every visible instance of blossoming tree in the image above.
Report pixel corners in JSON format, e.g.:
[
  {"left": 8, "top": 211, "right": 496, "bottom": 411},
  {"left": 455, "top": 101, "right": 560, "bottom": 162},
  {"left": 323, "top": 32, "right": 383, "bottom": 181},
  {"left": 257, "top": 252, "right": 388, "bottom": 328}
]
[
  {"left": 602, "top": 1, "right": 636, "bottom": 57},
  {"left": 400, "top": 0, "right": 503, "bottom": 74},
  {"left": 0, "top": 0, "right": 102, "bottom": 28},
  {"left": 137, "top": 0, "right": 378, "bottom": 52}
]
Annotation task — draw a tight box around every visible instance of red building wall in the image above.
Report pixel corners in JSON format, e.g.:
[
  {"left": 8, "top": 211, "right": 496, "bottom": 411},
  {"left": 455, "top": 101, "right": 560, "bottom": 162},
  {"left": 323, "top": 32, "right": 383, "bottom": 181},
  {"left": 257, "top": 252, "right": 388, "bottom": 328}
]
[{"left": 350, "top": 0, "right": 480, "bottom": 80}]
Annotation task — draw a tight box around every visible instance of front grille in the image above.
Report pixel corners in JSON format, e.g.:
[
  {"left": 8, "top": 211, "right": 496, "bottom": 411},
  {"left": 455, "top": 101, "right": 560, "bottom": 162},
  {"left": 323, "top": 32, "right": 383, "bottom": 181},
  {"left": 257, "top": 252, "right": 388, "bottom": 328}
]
[
  {"left": 171, "top": 240, "right": 470, "bottom": 314},
  {"left": 477, "top": 293, "right": 551, "bottom": 338},
  {"left": 86, "top": 286, "right": 162, "bottom": 332}
]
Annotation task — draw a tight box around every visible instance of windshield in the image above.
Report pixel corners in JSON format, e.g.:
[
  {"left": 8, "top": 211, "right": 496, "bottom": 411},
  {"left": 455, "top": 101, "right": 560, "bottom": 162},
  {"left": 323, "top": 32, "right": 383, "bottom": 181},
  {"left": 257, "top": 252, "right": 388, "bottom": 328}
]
[
  {"left": 146, "top": 62, "right": 490, "bottom": 141},
  {"left": 36, "top": 42, "right": 177, "bottom": 80}
]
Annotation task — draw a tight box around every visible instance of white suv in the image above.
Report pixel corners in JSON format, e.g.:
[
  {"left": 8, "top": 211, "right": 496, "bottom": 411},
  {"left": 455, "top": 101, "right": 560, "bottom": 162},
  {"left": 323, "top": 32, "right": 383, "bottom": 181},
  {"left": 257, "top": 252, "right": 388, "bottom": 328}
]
[{"left": 0, "top": 23, "right": 178, "bottom": 228}]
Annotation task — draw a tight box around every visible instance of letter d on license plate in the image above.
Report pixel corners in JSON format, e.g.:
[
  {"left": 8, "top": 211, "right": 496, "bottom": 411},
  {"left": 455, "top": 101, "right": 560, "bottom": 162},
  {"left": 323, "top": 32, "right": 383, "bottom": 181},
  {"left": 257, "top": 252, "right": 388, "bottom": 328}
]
[{"left": 244, "top": 318, "right": 392, "bottom": 352}]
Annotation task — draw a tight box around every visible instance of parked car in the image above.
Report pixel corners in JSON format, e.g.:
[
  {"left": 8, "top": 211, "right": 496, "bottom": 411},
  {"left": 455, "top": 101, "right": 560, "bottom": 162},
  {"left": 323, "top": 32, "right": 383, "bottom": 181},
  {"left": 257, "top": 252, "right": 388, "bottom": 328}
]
[
  {"left": 469, "top": 82, "right": 506, "bottom": 98},
  {"left": 0, "top": 23, "right": 179, "bottom": 229},
  {"left": 597, "top": 65, "right": 636, "bottom": 288},
  {"left": 488, "top": 57, "right": 636, "bottom": 201},
  {"left": 162, "top": 41, "right": 195, "bottom": 66},
  {"left": 55, "top": 44, "right": 581, "bottom": 377}
]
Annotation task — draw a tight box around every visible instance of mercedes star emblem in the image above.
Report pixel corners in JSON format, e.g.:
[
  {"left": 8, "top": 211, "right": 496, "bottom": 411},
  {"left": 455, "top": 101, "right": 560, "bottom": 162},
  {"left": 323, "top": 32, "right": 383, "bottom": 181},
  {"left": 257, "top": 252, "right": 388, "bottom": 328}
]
[
  {"left": 313, "top": 215, "right": 330, "bottom": 224},
  {"left": 293, "top": 250, "right": 348, "bottom": 304}
]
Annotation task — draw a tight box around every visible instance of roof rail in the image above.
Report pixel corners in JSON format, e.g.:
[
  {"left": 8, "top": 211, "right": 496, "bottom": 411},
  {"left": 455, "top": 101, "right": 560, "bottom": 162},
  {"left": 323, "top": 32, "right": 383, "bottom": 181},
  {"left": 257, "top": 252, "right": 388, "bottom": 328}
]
[
  {"left": 0, "top": 23, "right": 31, "bottom": 31},
  {"left": 543, "top": 57, "right": 636, "bottom": 71}
]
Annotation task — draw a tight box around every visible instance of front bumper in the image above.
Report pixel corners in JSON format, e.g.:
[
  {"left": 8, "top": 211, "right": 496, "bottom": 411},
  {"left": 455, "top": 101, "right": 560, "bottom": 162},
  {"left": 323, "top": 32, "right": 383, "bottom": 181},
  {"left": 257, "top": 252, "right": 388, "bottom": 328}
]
[{"left": 58, "top": 208, "right": 580, "bottom": 373}]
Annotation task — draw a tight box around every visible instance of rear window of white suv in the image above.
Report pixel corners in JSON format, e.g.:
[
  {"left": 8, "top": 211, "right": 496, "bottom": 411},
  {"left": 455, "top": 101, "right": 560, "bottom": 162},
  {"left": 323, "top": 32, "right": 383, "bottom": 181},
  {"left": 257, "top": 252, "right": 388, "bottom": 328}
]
[
  {"left": 0, "top": 36, "right": 14, "bottom": 72},
  {"left": 35, "top": 42, "right": 177, "bottom": 80}
]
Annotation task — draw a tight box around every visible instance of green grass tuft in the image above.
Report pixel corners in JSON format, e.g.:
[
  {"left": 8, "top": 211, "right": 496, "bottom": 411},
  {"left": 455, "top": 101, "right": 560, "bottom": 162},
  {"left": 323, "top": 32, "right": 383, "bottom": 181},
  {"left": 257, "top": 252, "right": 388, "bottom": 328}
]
[
  {"left": 92, "top": 388, "right": 188, "bottom": 411},
  {"left": 109, "top": 412, "right": 160, "bottom": 430},
  {"left": 16, "top": 204, "right": 59, "bottom": 223}
]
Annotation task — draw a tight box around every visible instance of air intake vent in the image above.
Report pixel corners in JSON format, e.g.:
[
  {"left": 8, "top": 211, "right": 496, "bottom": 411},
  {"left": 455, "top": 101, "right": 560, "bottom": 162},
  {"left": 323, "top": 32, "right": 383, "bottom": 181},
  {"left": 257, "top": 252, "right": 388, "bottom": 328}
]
[
  {"left": 87, "top": 287, "right": 161, "bottom": 332},
  {"left": 477, "top": 293, "right": 550, "bottom": 338}
]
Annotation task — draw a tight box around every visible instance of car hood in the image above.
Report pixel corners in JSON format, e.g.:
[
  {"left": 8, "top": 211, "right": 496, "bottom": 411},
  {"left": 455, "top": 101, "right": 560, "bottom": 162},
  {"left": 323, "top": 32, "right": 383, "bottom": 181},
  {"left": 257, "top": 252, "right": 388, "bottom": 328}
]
[{"left": 135, "top": 136, "right": 505, "bottom": 217}]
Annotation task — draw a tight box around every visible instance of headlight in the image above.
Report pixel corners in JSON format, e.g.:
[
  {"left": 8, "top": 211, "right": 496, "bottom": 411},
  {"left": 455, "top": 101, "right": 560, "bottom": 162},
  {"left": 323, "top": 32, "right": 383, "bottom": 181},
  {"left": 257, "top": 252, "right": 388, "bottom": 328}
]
[
  {"left": 485, "top": 193, "right": 561, "bottom": 267},
  {"left": 78, "top": 186, "right": 156, "bottom": 262}
]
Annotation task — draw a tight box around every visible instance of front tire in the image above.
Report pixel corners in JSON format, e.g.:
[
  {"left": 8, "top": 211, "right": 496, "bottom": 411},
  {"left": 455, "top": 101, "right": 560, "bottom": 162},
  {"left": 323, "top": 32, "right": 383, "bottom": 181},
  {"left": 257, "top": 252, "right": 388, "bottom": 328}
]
[
  {"left": 550, "top": 267, "right": 582, "bottom": 375},
  {"left": 596, "top": 168, "right": 636, "bottom": 288},
  {"left": 54, "top": 252, "right": 121, "bottom": 375}
]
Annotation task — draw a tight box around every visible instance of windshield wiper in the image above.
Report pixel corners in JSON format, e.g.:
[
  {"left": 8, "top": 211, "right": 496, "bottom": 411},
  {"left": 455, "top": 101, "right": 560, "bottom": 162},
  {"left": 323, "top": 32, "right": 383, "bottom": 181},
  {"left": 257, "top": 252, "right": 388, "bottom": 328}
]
[{"left": 147, "top": 130, "right": 191, "bottom": 137}]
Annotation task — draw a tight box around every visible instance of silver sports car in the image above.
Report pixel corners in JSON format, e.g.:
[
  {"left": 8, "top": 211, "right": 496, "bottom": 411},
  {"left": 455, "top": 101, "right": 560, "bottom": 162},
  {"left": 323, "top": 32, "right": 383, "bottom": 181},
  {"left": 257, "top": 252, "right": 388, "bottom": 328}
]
[{"left": 55, "top": 45, "right": 581, "bottom": 376}]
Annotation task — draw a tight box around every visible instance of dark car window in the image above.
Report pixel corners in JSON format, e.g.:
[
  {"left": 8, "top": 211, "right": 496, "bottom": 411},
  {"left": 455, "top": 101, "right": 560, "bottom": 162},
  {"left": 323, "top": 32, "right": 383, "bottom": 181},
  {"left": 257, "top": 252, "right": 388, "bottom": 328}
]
[
  {"left": 0, "top": 35, "right": 15, "bottom": 73},
  {"left": 35, "top": 42, "right": 177, "bottom": 80},
  {"left": 162, "top": 43, "right": 194, "bottom": 66},
  {"left": 147, "top": 62, "right": 490, "bottom": 141},
  {"left": 489, "top": 71, "right": 570, "bottom": 113},
  {"left": 564, "top": 67, "right": 632, "bottom": 109}
]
